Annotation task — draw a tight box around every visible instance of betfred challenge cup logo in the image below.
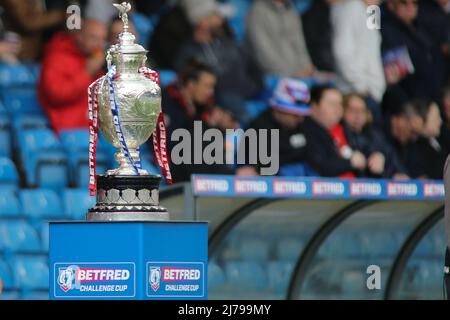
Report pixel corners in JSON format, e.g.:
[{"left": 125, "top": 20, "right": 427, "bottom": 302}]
[
  {"left": 149, "top": 267, "right": 161, "bottom": 292},
  {"left": 58, "top": 266, "right": 77, "bottom": 292}
]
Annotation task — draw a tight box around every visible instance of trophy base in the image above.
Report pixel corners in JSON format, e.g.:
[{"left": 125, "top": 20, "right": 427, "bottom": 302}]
[{"left": 87, "top": 174, "right": 169, "bottom": 222}]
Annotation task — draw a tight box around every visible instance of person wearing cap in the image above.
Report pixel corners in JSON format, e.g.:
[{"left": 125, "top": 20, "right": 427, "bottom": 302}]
[
  {"left": 236, "top": 78, "right": 311, "bottom": 177},
  {"left": 304, "top": 85, "right": 367, "bottom": 177},
  {"left": 174, "top": 0, "right": 263, "bottom": 122}
]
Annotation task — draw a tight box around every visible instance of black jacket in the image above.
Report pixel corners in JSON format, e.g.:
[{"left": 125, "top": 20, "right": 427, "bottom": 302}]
[
  {"left": 381, "top": 9, "right": 444, "bottom": 101},
  {"left": 301, "top": 0, "right": 334, "bottom": 72},
  {"left": 406, "top": 136, "right": 448, "bottom": 179},
  {"left": 303, "top": 117, "right": 353, "bottom": 177},
  {"left": 239, "top": 109, "right": 308, "bottom": 172},
  {"left": 343, "top": 122, "right": 407, "bottom": 178},
  {"left": 161, "top": 84, "right": 233, "bottom": 182},
  {"left": 147, "top": 5, "right": 192, "bottom": 69}
]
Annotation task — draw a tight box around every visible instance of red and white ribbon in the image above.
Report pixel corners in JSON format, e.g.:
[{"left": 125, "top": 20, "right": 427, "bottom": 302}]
[
  {"left": 139, "top": 66, "right": 172, "bottom": 185},
  {"left": 88, "top": 77, "right": 104, "bottom": 196}
]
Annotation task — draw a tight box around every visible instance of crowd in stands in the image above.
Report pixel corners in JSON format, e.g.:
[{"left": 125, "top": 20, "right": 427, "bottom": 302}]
[{"left": 1, "top": 0, "right": 449, "bottom": 185}]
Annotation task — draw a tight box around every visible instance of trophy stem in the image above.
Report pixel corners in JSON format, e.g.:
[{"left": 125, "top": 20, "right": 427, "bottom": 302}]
[{"left": 107, "top": 149, "right": 148, "bottom": 176}]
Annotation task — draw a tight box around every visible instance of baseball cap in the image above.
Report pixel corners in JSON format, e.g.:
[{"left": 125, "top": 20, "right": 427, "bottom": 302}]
[
  {"left": 269, "top": 78, "right": 311, "bottom": 116},
  {"left": 181, "top": 0, "right": 235, "bottom": 24}
]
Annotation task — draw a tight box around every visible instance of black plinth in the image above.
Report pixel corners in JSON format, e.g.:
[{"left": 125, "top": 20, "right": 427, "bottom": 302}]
[{"left": 86, "top": 175, "right": 169, "bottom": 221}]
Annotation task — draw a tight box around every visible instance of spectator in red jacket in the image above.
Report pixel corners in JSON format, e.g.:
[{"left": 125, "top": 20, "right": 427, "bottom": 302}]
[{"left": 38, "top": 19, "right": 107, "bottom": 134}]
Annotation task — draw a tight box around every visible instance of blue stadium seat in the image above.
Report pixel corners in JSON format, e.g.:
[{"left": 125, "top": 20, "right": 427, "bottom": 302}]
[
  {"left": 12, "top": 114, "right": 48, "bottom": 135},
  {"left": 276, "top": 238, "right": 304, "bottom": 261},
  {"left": 0, "top": 222, "right": 41, "bottom": 253},
  {"left": 11, "top": 114, "right": 48, "bottom": 151},
  {"left": 227, "top": 0, "right": 250, "bottom": 42},
  {"left": 279, "top": 163, "right": 307, "bottom": 176},
  {"left": 0, "top": 157, "right": 19, "bottom": 193},
  {"left": 208, "top": 262, "right": 225, "bottom": 290},
  {"left": 244, "top": 100, "right": 267, "bottom": 121},
  {"left": 341, "top": 269, "right": 367, "bottom": 297},
  {"left": 20, "top": 189, "right": 64, "bottom": 220},
  {"left": 63, "top": 189, "right": 95, "bottom": 220},
  {"left": 225, "top": 261, "right": 266, "bottom": 289},
  {"left": 2, "top": 87, "right": 42, "bottom": 114},
  {"left": 31, "top": 64, "right": 41, "bottom": 80},
  {"left": 0, "top": 64, "right": 37, "bottom": 87},
  {"left": 293, "top": 0, "right": 313, "bottom": 14},
  {"left": 240, "top": 238, "right": 269, "bottom": 262},
  {"left": 0, "top": 114, "right": 11, "bottom": 157},
  {"left": 140, "top": 157, "right": 160, "bottom": 174},
  {"left": 9, "top": 255, "right": 49, "bottom": 290},
  {"left": 131, "top": 12, "right": 154, "bottom": 46},
  {"left": 18, "top": 128, "right": 68, "bottom": 187},
  {"left": 0, "top": 100, "right": 6, "bottom": 114},
  {"left": 0, "top": 259, "right": 15, "bottom": 290},
  {"left": 38, "top": 163, "right": 69, "bottom": 189},
  {"left": 21, "top": 291, "right": 48, "bottom": 300},
  {"left": 158, "top": 69, "right": 177, "bottom": 87},
  {"left": 0, "top": 291, "right": 20, "bottom": 300},
  {"left": 0, "top": 190, "right": 21, "bottom": 217},
  {"left": 59, "top": 129, "right": 92, "bottom": 155},
  {"left": 59, "top": 129, "right": 109, "bottom": 187},
  {"left": 410, "top": 259, "right": 443, "bottom": 291},
  {"left": 267, "top": 261, "right": 294, "bottom": 294},
  {"left": 39, "top": 223, "right": 49, "bottom": 251}
]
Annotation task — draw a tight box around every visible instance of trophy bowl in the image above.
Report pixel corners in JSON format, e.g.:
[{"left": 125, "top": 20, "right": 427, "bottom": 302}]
[{"left": 98, "top": 37, "right": 161, "bottom": 176}]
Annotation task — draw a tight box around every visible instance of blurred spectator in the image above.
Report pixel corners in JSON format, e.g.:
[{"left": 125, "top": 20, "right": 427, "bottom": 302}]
[
  {"left": 237, "top": 78, "right": 311, "bottom": 176},
  {"left": 39, "top": 19, "right": 107, "bottom": 134},
  {"left": 342, "top": 93, "right": 408, "bottom": 178},
  {"left": 304, "top": 85, "right": 367, "bottom": 177},
  {"left": 164, "top": 60, "right": 215, "bottom": 140},
  {"left": 163, "top": 60, "right": 237, "bottom": 182},
  {"left": 134, "top": 0, "right": 168, "bottom": 16},
  {"left": 381, "top": 0, "right": 444, "bottom": 102},
  {"left": 439, "top": 84, "right": 450, "bottom": 150},
  {"left": 0, "top": 0, "right": 66, "bottom": 61},
  {"left": 302, "top": 0, "right": 335, "bottom": 72},
  {"left": 331, "top": 0, "right": 386, "bottom": 122},
  {"left": 418, "top": 0, "right": 450, "bottom": 78},
  {"left": 405, "top": 98, "right": 447, "bottom": 179},
  {"left": 383, "top": 99, "right": 414, "bottom": 178},
  {"left": 147, "top": 1, "right": 192, "bottom": 69},
  {"left": 175, "top": 0, "right": 262, "bottom": 122},
  {"left": 246, "top": 0, "right": 315, "bottom": 77},
  {"left": 0, "top": 33, "right": 20, "bottom": 64},
  {"left": 85, "top": 0, "right": 118, "bottom": 24},
  {"left": 0, "top": 277, "right": 2, "bottom": 295}
]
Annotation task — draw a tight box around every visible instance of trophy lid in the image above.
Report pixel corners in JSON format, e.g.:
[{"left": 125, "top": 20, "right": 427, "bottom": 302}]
[{"left": 111, "top": 2, "right": 146, "bottom": 54}]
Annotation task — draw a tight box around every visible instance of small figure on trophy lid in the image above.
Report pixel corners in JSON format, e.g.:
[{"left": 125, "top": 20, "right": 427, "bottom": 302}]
[{"left": 112, "top": 2, "right": 132, "bottom": 33}]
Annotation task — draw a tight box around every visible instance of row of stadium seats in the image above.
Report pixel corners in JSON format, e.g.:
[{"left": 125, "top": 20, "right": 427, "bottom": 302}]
[
  {"left": 218, "top": 231, "right": 445, "bottom": 263},
  {"left": 208, "top": 256, "right": 444, "bottom": 299},
  {"left": 0, "top": 255, "right": 49, "bottom": 299},
  {"left": 0, "top": 189, "right": 94, "bottom": 222}
]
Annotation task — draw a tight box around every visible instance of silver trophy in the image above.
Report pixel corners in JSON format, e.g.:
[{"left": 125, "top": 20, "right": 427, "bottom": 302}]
[{"left": 87, "top": 2, "right": 169, "bottom": 222}]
